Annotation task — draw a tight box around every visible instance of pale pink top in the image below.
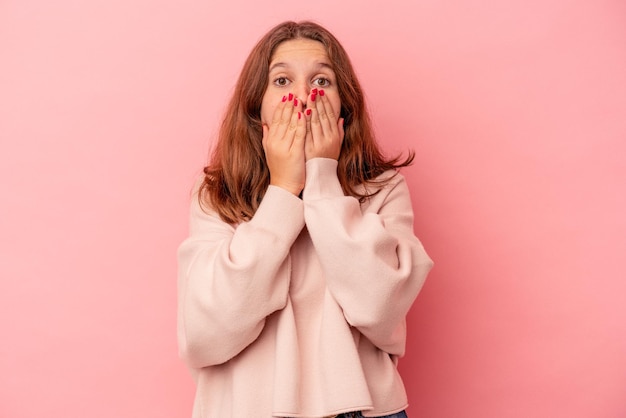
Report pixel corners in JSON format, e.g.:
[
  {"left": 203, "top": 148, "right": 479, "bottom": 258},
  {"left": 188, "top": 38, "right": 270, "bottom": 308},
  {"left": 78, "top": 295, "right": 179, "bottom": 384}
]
[{"left": 177, "top": 158, "right": 433, "bottom": 418}]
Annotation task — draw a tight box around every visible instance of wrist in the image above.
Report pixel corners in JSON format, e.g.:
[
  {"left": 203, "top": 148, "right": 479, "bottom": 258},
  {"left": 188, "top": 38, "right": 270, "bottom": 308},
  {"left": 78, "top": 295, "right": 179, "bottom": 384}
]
[{"left": 270, "top": 180, "right": 303, "bottom": 196}]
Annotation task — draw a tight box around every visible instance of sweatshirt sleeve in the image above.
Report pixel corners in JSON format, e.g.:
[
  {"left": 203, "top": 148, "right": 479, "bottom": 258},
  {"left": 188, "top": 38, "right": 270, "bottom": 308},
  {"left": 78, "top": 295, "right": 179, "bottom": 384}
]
[
  {"left": 177, "top": 185, "right": 305, "bottom": 369},
  {"left": 302, "top": 158, "right": 433, "bottom": 356}
]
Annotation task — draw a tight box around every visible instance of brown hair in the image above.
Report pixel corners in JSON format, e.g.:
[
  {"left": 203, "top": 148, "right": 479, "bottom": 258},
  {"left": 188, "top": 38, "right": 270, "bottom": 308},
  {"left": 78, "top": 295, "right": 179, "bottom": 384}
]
[{"left": 200, "top": 20, "right": 414, "bottom": 223}]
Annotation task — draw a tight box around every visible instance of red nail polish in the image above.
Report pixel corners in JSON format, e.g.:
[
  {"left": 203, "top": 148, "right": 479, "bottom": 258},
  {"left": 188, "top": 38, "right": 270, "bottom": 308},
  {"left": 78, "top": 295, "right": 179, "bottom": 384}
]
[
  {"left": 306, "top": 108, "right": 311, "bottom": 116},
  {"left": 288, "top": 93, "right": 293, "bottom": 101},
  {"left": 311, "top": 94, "right": 316, "bottom": 102},
  {"left": 298, "top": 111, "right": 301, "bottom": 120},
  {"left": 311, "top": 88, "right": 318, "bottom": 95},
  {"left": 282, "top": 95, "right": 287, "bottom": 102},
  {"left": 319, "top": 89, "right": 325, "bottom": 97},
  {"left": 294, "top": 98, "right": 298, "bottom": 106}
]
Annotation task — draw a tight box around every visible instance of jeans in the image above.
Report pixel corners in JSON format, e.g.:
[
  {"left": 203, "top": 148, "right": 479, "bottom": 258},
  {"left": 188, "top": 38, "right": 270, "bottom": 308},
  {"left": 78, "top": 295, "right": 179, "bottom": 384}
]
[{"left": 336, "top": 411, "right": 407, "bottom": 418}]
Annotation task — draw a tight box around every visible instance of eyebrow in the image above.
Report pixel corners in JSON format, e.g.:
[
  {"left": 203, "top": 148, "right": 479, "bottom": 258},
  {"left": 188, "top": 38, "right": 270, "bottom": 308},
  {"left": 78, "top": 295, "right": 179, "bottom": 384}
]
[{"left": 268, "top": 61, "right": 334, "bottom": 72}]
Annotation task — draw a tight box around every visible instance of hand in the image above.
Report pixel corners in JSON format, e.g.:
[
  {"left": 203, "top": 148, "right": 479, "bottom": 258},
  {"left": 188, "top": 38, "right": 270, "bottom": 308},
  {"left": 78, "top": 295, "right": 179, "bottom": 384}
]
[
  {"left": 262, "top": 94, "right": 306, "bottom": 196},
  {"left": 304, "top": 88, "right": 345, "bottom": 161}
]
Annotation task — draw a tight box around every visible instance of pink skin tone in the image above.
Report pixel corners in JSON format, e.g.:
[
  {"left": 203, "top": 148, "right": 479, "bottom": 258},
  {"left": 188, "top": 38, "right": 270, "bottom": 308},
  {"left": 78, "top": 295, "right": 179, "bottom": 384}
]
[{"left": 261, "top": 38, "right": 345, "bottom": 196}]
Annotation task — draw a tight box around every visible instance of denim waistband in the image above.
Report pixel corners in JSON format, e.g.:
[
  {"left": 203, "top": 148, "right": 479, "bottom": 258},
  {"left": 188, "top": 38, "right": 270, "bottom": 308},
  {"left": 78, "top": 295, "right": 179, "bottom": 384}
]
[{"left": 336, "top": 410, "right": 407, "bottom": 418}]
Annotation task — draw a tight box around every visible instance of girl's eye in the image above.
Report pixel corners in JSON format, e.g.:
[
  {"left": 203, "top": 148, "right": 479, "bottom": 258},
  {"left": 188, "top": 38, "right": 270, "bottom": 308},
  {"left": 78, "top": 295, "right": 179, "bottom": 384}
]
[
  {"left": 275, "top": 77, "right": 289, "bottom": 86},
  {"left": 314, "top": 78, "right": 330, "bottom": 87}
]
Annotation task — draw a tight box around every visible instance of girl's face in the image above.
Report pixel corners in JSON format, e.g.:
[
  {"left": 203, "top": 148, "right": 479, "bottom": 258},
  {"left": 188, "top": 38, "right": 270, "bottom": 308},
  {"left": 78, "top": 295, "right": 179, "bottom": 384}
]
[{"left": 260, "top": 38, "right": 341, "bottom": 125}]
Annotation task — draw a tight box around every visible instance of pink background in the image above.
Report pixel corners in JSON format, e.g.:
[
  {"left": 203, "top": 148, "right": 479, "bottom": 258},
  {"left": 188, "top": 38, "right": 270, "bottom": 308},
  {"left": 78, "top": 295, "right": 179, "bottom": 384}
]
[{"left": 1, "top": 0, "right": 625, "bottom": 417}]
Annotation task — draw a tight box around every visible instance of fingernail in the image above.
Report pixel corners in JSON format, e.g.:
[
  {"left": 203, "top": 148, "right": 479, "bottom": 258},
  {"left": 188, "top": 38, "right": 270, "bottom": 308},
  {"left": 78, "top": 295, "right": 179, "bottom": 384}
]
[
  {"left": 319, "top": 89, "right": 325, "bottom": 97},
  {"left": 311, "top": 94, "right": 316, "bottom": 102},
  {"left": 282, "top": 95, "right": 287, "bottom": 102},
  {"left": 306, "top": 108, "right": 312, "bottom": 116},
  {"left": 311, "top": 88, "right": 318, "bottom": 95},
  {"left": 298, "top": 111, "right": 301, "bottom": 120},
  {"left": 288, "top": 93, "right": 293, "bottom": 101},
  {"left": 294, "top": 98, "right": 298, "bottom": 106}
]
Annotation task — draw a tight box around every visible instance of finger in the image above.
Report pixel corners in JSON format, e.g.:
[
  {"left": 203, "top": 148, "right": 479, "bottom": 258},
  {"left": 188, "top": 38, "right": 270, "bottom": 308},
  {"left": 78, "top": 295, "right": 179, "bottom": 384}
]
[
  {"left": 304, "top": 107, "right": 313, "bottom": 136},
  {"left": 284, "top": 105, "right": 300, "bottom": 145},
  {"left": 292, "top": 95, "right": 304, "bottom": 127},
  {"left": 315, "top": 89, "right": 338, "bottom": 137},
  {"left": 337, "top": 117, "right": 345, "bottom": 141},
  {"left": 291, "top": 110, "right": 306, "bottom": 152},
  {"left": 308, "top": 105, "right": 324, "bottom": 146},
  {"left": 272, "top": 94, "right": 294, "bottom": 138},
  {"left": 271, "top": 95, "right": 288, "bottom": 125},
  {"left": 310, "top": 88, "right": 318, "bottom": 105},
  {"left": 303, "top": 107, "right": 313, "bottom": 155},
  {"left": 262, "top": 123, "right": 269, "bottom": 147},
  {"left": 280, "top": 93, "right": 302, "bottom": 137}
]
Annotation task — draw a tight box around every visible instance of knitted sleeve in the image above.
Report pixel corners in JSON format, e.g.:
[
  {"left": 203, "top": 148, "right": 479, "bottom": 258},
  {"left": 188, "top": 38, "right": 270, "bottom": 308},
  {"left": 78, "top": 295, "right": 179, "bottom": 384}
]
[
  {"left": 303, "top": 158, "right": 433, "bottom": 356},
  {"left": 177, "top": 185, "right": 305, "bottom": 368}
]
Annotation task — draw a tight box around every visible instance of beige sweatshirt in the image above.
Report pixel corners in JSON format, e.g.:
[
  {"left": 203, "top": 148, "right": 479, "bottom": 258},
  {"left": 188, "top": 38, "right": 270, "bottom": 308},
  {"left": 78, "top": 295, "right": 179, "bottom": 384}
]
[{"left": 177, "top": 158, "right": 433, "bottom": 417}]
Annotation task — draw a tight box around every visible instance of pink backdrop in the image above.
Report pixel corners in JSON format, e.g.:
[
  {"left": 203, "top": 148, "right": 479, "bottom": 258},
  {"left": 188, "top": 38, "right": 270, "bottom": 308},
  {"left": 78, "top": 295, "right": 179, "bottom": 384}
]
[{"left": 1, "top": 0, "right": 625, "bottom": 417}]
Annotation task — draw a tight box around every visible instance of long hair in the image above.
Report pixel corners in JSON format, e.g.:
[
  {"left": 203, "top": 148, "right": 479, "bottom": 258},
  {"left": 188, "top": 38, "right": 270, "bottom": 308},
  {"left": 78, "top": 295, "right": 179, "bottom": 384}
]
[{"left": 200, "top": 20, "right": 414, "bottom": 223}]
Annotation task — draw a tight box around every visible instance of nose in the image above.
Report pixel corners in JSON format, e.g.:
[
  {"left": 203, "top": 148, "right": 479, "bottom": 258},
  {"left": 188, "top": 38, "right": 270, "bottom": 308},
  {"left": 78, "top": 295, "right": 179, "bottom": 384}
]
[{"left": 293, "top": 82, "right": 310, "bottom": 108}]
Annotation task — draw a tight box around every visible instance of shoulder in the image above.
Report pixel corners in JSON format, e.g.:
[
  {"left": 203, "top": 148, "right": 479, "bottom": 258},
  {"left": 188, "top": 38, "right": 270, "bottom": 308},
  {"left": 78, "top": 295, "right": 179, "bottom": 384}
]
[
  {"left": 186, "top": 176, "right": 239, "bottom": 230},
  {"left": 356, "top": 169, "right": 412, "bottom": 211},
  {"left": 360, "top": 169, "right": 407, "bottom": 195},
  {"left": 377, "top": 169, "right": 405, "bottom": 185}
]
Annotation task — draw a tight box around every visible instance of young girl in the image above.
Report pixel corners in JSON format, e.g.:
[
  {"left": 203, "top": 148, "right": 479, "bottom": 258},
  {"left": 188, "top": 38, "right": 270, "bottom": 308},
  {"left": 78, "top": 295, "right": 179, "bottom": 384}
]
[{"left": 177, "top": 20, "right": 433, "bottom": 418}]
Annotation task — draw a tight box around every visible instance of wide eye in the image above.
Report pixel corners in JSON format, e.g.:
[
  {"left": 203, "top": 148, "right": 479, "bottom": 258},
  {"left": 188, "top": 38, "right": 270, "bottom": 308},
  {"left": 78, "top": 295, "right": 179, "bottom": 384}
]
[
  {"left": 274, "top": 77, "right": 289, "bottom": 86},
  {"left": 313, "top": 77, "right": 330, "bottom": 87}
]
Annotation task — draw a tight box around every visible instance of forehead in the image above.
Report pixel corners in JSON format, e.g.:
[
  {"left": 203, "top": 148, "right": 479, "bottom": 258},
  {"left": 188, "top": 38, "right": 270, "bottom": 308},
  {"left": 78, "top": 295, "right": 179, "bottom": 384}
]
[{"left": 270, "top": 38, "right": 330, "bottom": 66}]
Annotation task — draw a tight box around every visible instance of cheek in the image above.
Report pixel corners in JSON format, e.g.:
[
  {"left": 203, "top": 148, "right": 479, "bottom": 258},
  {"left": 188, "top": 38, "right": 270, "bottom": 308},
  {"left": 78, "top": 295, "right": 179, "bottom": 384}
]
[{"left": 260, "top": 96, "right": 275, "bottom": 125}]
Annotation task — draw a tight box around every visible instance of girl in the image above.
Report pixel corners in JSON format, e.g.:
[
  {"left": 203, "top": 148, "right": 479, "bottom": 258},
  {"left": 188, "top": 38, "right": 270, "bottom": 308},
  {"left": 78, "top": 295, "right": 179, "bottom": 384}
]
[{"left": 178, "top": 20, "right": 433, "bottom": 418}]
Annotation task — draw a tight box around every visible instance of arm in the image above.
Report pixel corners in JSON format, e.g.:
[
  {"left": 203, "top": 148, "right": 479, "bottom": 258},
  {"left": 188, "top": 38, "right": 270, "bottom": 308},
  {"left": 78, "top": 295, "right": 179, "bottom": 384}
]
[
  {"left": 302, "top": 158, "right": 433, "bottom": 356},
  {"left": 177, "top": 185, "right": 304, "bottom": 369}
]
